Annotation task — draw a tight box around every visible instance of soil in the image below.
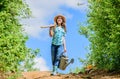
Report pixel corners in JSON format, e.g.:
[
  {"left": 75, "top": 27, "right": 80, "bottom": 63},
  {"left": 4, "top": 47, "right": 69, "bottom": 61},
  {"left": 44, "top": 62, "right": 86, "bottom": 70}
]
[
  {"left": 18, "top": 70, "right": 120, "bottom": 79},
  {"left": 1, "top": 70, "right": 120, "bottom": 79}
]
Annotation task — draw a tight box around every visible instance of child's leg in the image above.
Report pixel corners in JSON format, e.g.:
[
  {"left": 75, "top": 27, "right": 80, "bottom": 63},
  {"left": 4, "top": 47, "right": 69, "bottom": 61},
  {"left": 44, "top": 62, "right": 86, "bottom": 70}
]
[
  {"left": 51, "top": 44, "right": 56, "bottom": 66},
  {"left": 55, "top": 45, "right": 63, "bottom": 67},
  {"left": 51, "top": 44, "right": 63, "bottom": 75},
  {"left": 51, "top": 44, "right": 58, "bottom": 75}
]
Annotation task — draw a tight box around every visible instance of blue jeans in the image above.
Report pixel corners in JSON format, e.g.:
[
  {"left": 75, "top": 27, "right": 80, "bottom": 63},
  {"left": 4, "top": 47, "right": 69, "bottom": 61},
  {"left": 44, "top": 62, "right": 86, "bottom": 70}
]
[{"left": 51, "top": 44, "right": 63, "bottom": 67}]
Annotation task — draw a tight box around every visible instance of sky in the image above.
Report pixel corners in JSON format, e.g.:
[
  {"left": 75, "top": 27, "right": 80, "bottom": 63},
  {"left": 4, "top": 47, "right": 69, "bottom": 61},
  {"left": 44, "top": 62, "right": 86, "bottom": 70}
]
[{"left": 22, "top": 0, "right": 89, "bottom": 73}]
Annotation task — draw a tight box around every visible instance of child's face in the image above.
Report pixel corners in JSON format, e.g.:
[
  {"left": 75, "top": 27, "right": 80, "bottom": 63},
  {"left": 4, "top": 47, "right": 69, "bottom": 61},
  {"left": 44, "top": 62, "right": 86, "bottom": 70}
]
[{"left": 57, "top": 16, "right": 63, "bottom": 24}]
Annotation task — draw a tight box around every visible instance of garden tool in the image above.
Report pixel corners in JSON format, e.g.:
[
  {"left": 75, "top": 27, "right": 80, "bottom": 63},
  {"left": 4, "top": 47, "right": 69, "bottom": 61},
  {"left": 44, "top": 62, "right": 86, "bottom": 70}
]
[{"left": 40, "top": 26, "right": 50, "bottom": 28}]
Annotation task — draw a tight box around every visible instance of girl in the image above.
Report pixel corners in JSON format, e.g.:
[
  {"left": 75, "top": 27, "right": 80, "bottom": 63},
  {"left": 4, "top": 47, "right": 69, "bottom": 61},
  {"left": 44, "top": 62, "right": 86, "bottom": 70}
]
[{"left": 49, "top": 15, "right": 67, "bottom": 75}]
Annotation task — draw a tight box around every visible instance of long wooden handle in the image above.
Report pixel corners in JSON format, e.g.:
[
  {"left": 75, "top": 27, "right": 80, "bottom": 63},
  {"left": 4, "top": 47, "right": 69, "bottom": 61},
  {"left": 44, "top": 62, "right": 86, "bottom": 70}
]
[
  {"left": 40, "top": 26, "right": 50, "bottom": 28},
  {"left": 40, "top": 25, "right": 55, "bottom": 28}
]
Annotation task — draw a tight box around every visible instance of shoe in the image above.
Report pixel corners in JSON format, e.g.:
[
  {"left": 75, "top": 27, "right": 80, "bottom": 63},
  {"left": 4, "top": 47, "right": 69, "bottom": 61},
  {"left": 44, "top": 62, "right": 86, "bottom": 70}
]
[
  {"left": 51, "top": 66, "right": 58, "bottom": 76},
  {"left": 51, "top": 72, "right": 57, "bottom": 76}
]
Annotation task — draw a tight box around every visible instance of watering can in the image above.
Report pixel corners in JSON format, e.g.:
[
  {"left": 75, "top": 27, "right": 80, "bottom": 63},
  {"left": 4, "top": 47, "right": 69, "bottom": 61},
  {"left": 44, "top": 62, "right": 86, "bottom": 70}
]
[{"left": 58, "top": 53, "right": 74, "bottom": 70}]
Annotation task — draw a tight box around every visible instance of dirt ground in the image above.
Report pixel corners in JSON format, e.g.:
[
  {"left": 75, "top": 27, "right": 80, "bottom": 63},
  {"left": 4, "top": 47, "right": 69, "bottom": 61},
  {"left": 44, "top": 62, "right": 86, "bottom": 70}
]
[
  {"left": 17, "top": 71, "right": 120, "bottom": 79},
  {"left": 1, "top": 70, "right": 120, "bottom": 79}
]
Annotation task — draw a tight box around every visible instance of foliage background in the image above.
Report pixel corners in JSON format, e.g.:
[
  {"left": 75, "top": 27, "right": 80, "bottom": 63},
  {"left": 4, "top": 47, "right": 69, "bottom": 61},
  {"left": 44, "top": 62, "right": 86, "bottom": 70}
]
[
  {"left": 79, "top": 0, "right": 120, "bottom": 71},
  {"left": 0, "top": 0, "right": 39, "bottom": 74}
]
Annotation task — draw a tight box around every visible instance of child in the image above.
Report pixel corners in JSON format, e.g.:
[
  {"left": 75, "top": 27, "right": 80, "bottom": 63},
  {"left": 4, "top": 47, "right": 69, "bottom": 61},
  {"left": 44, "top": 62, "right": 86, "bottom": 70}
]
[{"left": 49, "top": 14, "right": 67, "bottom": 75}]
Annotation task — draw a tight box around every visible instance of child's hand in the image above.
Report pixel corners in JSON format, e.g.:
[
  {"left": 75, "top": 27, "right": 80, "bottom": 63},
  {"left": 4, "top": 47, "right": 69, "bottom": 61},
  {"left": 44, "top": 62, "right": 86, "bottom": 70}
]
[
  {"left": 49, "top": 24, "right": 54, "bottom": 28},
  {"left": 49, "top": 22, "right": 56, "bottom": 27}
]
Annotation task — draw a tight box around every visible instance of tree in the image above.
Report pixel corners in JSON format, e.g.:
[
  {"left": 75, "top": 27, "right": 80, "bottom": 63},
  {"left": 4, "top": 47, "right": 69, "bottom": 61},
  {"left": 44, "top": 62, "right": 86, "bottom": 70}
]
[
  {"left": 0, "top": 0, "right": 39, "bottom": 74},
  {"left": 79, "top": 0, "right": 120, "bottom": 71}
]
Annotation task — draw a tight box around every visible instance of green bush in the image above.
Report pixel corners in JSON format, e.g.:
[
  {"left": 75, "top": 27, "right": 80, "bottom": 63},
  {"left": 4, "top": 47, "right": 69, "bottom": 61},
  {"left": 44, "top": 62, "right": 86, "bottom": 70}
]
[
  {"left": 0, "top": 0, "right": 39, "bottom": 78},
  {"left": 79, "top": 0, "right": 120, "bottom": 71}
]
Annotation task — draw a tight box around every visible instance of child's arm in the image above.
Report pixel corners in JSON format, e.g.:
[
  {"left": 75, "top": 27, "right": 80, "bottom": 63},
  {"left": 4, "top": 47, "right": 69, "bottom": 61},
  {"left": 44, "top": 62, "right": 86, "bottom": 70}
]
[
  {"left": 49, "top": 23, "right": 56, "bottom": 37},
  {"left": 49, "top": 24, "right": 55, "bottom": 37},
  {"left": 63, "top": 37, "right": 67, "bottom": 52}
]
